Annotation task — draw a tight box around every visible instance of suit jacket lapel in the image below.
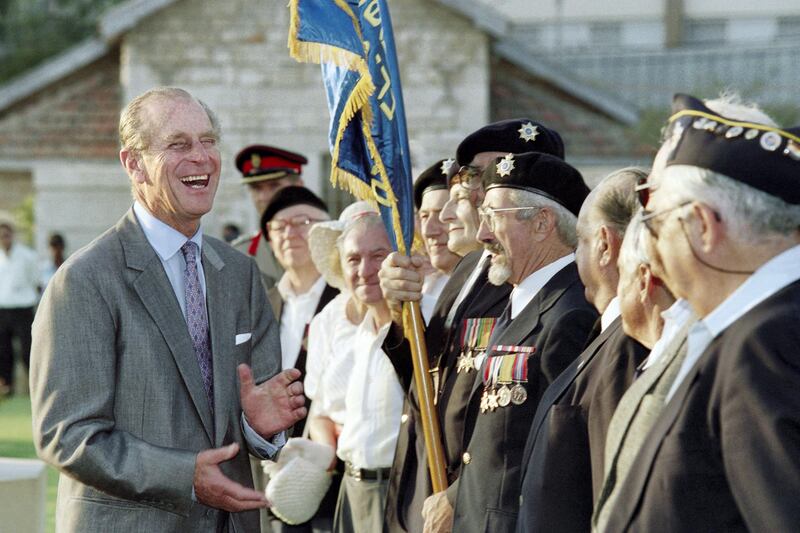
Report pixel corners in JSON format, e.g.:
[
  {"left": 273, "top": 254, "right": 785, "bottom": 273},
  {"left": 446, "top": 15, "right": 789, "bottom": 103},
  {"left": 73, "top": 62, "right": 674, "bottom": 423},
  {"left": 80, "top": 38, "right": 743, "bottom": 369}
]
[
  {"left": 520, "top": 318, "right": 621, "bottom": 477},
  {"left": 611, "top": 338, "right": 708, "bottom": 530},
  {"left": 203, "top": 240, "right": 238, "bottom": 446},
  {"left": 120, "top": 210, "right": 215, "bottom": 442},
  {"left": 267, "top": 286, "right": 283, "bottom": 323},
  {"left": 602, "top": 321, "right": 691, "bottom": 477}
]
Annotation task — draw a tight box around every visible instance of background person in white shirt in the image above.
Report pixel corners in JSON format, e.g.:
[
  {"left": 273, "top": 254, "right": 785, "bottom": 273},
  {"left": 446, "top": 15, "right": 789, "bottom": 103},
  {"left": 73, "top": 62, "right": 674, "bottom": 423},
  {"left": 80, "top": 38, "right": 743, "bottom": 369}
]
[
  {"left": 257, "top": 186, "right": 339, "bottom": 533},
  {"left": 306, "top": 202, "right": 402, "bottom": 533},
  {"left": 0, "top": 213, "right": 39, "bottom": 396}
]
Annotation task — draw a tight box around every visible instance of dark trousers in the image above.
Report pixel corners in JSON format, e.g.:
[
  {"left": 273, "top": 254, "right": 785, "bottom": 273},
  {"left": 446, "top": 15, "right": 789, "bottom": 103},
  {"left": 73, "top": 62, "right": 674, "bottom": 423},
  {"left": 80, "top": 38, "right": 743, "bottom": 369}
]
[{"left": 0, "top": 307, "right": 34, "bottom": 389}]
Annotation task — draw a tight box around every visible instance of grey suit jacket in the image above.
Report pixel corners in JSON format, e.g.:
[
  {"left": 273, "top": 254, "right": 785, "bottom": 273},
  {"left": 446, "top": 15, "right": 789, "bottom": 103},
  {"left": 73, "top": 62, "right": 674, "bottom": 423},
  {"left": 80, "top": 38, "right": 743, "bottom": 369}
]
[{"left": 30, "top": 209, "right": 281, "bottom": 533}]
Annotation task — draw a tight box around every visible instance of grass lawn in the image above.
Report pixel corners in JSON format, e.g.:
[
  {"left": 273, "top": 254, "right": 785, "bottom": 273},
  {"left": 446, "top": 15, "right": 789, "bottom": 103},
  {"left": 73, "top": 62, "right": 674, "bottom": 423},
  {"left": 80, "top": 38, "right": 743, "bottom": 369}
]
[{"left": 0, "top": 395, "right": 58, "bottom": 532}]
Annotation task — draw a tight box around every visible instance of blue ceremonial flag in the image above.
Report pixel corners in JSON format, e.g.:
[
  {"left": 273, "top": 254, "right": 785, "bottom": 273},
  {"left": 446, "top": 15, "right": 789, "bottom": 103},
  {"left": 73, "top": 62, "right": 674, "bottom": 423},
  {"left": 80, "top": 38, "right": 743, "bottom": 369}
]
[{"left": 288, "top": 0, "right": 414, "bottom": 254}]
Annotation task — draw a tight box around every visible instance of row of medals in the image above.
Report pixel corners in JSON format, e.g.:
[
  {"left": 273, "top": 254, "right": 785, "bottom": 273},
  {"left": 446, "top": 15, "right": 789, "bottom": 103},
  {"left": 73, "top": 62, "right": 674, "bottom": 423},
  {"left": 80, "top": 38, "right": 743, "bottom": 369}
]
[{"left": 480, "top": 381, "right": 527, "bottom": 412}]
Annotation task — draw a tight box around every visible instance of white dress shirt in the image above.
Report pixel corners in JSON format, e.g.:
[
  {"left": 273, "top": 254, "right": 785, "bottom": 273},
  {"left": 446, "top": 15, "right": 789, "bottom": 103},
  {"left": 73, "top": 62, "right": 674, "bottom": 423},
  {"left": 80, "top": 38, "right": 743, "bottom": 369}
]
[
  {"left": 0, "top": 242, "right": 39, "bottom": 308},
  {"left": 336, "top": 310, "right": 404, "bottom": 469},
  {"left": 306, "top": 293, "right": 359, "bottom": 425},
  {"left": 601, "top": 296, "right": 621, "bottom": 333},
  {"left": 277, "top": 274, "right": 327, "bottom": 369},
  {"left": 666, "top": 244, "right": 800, "bottom": 402},
  {"left": 641, "top": 298, "right": 693, "bottom": 371},
  {"left": 510, "top": 253, "right": 575, "bottom": 319},
  {"left": 421, "top": 271, "right": 451, "bottom": 324},
  {"left": 133, "top": 202, "right": 282, "bottom": 459}
]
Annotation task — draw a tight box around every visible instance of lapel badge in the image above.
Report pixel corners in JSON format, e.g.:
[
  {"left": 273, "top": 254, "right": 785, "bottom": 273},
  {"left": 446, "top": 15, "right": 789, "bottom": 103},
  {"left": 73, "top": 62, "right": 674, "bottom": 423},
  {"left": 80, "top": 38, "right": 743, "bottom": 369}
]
[
  {"left": 744, "top": 128, "right": 760, "bottom": 140},
  {"left": 783, "top": 139, "right": 800, "bottom": 161},
  {"left": 496, "top": 153, "right": 515, "bottom": 177},
  {"left": 725, "top": 126, "right": 743, "bottom": 139},
  {"left": 441, "top": 158, "right": 456, "bottom": 176},
  {"left": 518, "top": 122, "right": 540, "bottom": 142},
  {"left": 759, "top": 131, "right": 782, "bottom": 152}
]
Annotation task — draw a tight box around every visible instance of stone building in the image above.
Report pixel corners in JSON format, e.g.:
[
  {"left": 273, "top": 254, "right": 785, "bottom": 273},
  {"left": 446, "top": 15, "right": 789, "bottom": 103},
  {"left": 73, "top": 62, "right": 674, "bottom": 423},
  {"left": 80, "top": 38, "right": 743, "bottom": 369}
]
[{"left": 0, "top": 0, "right": 642, "bottom": 256}]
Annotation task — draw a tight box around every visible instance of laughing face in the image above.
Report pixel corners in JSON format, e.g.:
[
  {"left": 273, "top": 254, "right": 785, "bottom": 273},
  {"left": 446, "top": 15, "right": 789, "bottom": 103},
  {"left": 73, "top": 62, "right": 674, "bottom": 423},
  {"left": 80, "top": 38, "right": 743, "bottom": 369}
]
[{"left": 125, "top": 96, "right": 221, "bottom": 236}]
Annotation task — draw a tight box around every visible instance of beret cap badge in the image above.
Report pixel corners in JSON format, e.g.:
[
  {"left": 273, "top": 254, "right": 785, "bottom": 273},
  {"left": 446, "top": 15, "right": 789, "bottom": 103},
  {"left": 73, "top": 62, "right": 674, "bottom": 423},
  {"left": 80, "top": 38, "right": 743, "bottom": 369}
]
[
  {"left": 496, "top": 154, "right": 515, "bottom": 177},
  {"left": 518, "top": 122, "right": 540, "bottom": 142},
  {"left": 441, "top": 158, "right": 456, "bottom": 176}
]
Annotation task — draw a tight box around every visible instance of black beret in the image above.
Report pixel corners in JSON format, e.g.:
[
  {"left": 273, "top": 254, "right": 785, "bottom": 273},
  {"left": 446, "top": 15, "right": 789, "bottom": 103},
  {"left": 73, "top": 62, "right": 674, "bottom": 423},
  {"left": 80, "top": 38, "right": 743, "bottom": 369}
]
[
  {"left": 414, "top": 159, "right": 456, "bottom": 209},
  {"left": 260, "top": 186, "right": 328, "bottom": 239},
  {"left": 456, "top": 119, "right": 565, "bottom": 167},
  {"left": 482, "top": 152, "right": 589, "bottom": 217},
  {"left": 663, "top": 94, "right": 800, "bottom": 205},
  {"left": 235, "top": 144, "right": 307, "bottom": 184}
]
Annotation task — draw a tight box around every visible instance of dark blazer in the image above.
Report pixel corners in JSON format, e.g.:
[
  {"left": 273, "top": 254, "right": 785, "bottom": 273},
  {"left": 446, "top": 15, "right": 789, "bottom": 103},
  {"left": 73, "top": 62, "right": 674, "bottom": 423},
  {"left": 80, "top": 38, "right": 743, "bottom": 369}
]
[
  {"left": 384, "top": 251, "right": 511, "bottom": 533},
  {"left": 604, "top": 280, "right": 800, "bottom": 533},
  {"left": 451, "top": 263, "right": 597, "bottom": 533},
  {"left": 516, "top": 316, "right": 647, "bottom": 533}
]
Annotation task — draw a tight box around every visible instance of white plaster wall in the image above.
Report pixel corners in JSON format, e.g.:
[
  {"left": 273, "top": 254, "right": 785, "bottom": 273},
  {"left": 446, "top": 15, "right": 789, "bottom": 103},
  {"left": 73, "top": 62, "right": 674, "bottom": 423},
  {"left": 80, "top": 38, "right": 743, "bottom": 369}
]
[
  {"left": 32, "top": 159, "right": 131, "bottom": 256},
  {"left": 120, "top": 0, "right": 490, "bottom": 235}
]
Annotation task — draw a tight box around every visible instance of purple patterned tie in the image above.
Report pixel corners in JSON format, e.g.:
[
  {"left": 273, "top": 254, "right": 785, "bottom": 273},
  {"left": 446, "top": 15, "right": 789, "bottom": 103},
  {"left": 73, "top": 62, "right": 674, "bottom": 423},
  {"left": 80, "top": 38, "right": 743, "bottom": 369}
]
[{"left": 181, "top": 241, "right": 214, "bottom": 411}]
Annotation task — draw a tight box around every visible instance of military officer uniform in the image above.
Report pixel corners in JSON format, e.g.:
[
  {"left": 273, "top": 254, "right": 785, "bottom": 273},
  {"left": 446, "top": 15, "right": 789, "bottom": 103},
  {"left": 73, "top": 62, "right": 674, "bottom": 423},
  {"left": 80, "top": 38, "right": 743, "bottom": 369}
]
[{"left": 232, "top": 145, "right": 308, "bottom": 287}]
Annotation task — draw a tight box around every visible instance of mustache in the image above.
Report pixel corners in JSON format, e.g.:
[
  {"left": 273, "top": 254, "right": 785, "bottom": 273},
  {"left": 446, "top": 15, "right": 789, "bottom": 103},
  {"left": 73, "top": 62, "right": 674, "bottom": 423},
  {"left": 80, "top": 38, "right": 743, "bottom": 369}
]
[{"left": 483, "top": 240, "right": 505, "bottom": 256}]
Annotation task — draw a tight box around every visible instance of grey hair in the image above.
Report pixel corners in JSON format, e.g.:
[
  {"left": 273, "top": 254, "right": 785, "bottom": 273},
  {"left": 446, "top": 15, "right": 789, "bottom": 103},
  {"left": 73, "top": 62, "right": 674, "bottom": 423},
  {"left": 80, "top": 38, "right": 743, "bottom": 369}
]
[
  {"left": 119, "top": 87, "right": 221, "bottom": 152},
  {"left": 704, "top": 92, "right": 778, "bottom": 126},
  {"left": 506, "top": 189, "right": 578, "bottom": 247},
  {"left": 335, "top": 212, "right": 386, "bottom": 253},
  {"left": 592, "top": 167, "right": 649, "bottom": 236},
  {"left": 617, "top": 212, "right": 650, "bottom": 275},
  {"left": 659, "top": 165, "right": 800, "bottom": 244}
]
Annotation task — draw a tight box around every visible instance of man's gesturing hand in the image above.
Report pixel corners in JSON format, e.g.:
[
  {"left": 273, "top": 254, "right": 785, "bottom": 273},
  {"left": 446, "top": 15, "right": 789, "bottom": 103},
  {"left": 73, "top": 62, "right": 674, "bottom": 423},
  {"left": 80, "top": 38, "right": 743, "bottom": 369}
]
[
  {"left": 194, "top": 443, "right": 268, "bottom": 512},
  {"left": 239, "top": 364, "right": 306, "bottom": 439}
]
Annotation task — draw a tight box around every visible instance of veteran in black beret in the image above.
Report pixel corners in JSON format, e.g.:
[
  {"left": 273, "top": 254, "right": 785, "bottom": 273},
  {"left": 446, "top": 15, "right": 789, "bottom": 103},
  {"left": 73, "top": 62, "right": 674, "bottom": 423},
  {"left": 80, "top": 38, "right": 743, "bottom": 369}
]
[
  {"left": 599, "top": 93, "right": 800, "bottom": 533},
  {"left": 254, "top": 185, "right": 340, "bottom": 533},
  {"left": 383, "top": 119, "right": 565, "bottom": 533},
  {"left": 231, "top": 144, "right": 308, "bottom": 287},
  {"left": 444, "top": 151, "right": 597, "bottom": 533}
]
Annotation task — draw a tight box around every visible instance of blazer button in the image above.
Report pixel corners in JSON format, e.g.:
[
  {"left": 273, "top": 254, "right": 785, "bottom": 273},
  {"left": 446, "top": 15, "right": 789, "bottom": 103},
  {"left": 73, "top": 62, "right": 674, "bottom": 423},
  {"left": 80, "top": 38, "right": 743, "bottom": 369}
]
[
  {"left": 462, "top": 452, "right": 471, "bottom": 465},
  {"left": 401, "top": 413, "right": 409, "bottom": 424}
]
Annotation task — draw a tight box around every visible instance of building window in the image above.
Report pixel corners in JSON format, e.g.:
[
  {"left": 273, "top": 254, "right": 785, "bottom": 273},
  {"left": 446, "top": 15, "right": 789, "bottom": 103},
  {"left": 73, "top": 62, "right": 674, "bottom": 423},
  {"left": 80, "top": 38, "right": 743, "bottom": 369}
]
[
  {"left": 684, "top": 19, "right": 727, "bottom": 46},
  {"left": 777, "top": 16, "right": 800, "bottom": 40},
  {"left": 589, "top": 22, "right": 622, "bottom": 47}
]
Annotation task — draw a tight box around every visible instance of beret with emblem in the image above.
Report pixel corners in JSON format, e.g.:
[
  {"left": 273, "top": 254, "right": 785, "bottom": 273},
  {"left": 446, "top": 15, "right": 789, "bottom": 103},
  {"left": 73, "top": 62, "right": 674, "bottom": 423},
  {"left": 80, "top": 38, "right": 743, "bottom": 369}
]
[
  {"left": 260, "top": 186, "right": 328, "bottom": 240},
  {"left": 414, "top": 159, "right": 457, "bottom": 209},
  {"left": 456, "top": 119, "right": 565, "bottom": 167},
  {"left": 235, "top": 144, "right": 308, "bottom": 184},
  {"left": 663, "top": 94, "right": 800, "bottom": 204},
  {"left": 482, "top": 152, "right": 589, "bottom": 217}
]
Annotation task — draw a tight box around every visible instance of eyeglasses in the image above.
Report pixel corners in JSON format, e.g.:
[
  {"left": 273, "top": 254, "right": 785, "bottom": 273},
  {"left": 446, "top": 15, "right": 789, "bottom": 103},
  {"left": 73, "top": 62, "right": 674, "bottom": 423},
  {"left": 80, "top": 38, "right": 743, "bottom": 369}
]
[
  {"left": 451, "top": 165, "right": 482, "bottom": 189},
  {"left": 639, "top": 201, "right": 691, "bottom": 236},
  {"left": 635, "top": 176, "right": 651, "bottom": 207},
  {"left": 266, "top": 215, "right": 324, "bottom": 233},
  {"left": 477, "top": 206, "right": 540, "bottom": 232}
]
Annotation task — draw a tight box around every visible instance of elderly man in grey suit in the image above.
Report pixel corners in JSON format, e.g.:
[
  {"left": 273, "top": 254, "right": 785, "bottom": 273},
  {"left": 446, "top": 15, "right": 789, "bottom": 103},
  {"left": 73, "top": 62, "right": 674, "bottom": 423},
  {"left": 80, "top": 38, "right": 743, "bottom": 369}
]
[{"left": 29, "top": 87, "right": 306, "bottom": 532}]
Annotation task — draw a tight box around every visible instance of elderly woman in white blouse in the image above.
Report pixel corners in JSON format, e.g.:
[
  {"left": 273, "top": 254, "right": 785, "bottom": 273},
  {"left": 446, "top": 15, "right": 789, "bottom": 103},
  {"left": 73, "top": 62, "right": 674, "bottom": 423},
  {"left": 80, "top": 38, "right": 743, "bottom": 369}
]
[{"left": 305, "top": 202, "right": 404, "bottom": 533}]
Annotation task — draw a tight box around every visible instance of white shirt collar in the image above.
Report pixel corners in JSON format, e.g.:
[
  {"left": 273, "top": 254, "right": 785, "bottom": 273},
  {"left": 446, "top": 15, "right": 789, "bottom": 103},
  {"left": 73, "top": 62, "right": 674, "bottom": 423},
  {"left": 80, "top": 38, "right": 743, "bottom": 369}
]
[
  {"left": 133, "top": 202, "right": 202, "bottom": 261},
  {"left": 510, "top": 253, "right": 575, "bottom": 319},
  {"left": 601, "top": 296, "right": 621, "bottom": 332},
  {"left": 701, "top": 244, "right": 800, "bottom": 339},
  {"left": 666, "top": 244, "right": 800, "bottom": 401},
  {"left": 277, "top": 273, "right": 326, "bottom": 302}
]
